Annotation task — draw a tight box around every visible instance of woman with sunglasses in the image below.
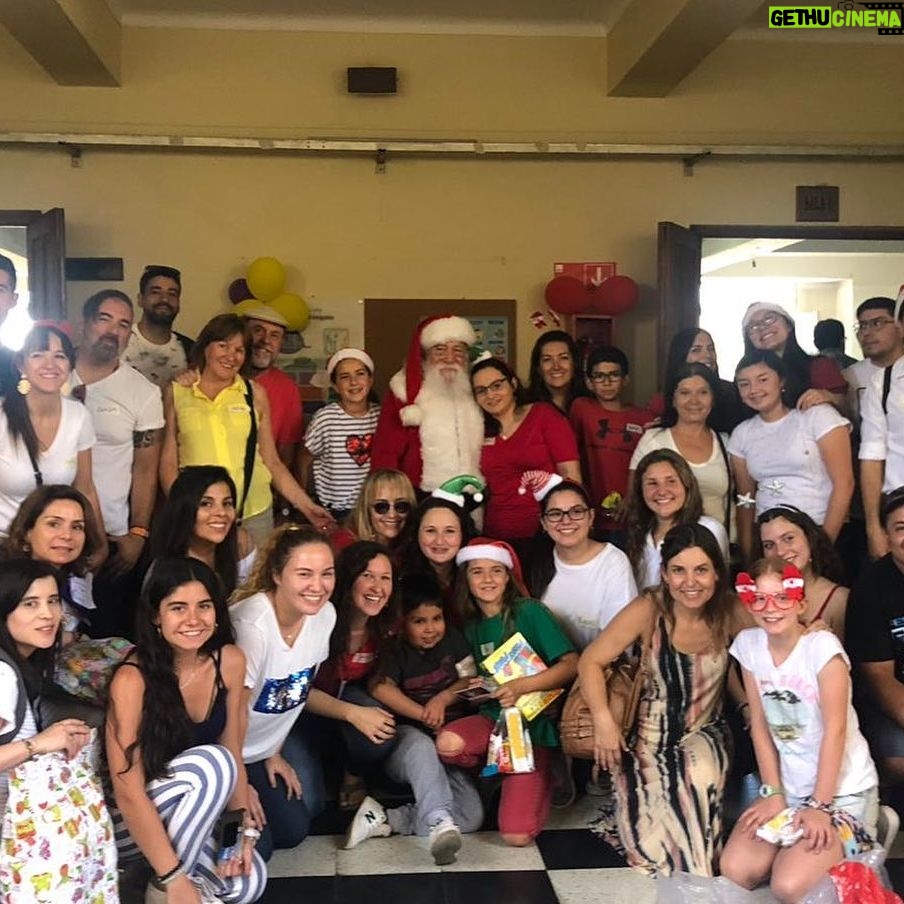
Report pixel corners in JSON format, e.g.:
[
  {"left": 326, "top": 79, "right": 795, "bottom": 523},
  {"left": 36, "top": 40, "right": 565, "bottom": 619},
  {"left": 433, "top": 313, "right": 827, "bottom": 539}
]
[
  {"left": 527, "top": 477, "right": 636, "bottom": 651},
  {"left": 471, "top": 357, "right": 580, "bottom": 552},
  {"left": 336, "top": 469, "right": 416, "bottom": 560}
]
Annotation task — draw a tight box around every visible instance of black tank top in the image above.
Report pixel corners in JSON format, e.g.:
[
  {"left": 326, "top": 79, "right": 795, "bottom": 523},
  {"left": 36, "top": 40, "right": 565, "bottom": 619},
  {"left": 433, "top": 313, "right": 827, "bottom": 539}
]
[{"left": 191, "top": 648, "right": 228, "bottom": 747}]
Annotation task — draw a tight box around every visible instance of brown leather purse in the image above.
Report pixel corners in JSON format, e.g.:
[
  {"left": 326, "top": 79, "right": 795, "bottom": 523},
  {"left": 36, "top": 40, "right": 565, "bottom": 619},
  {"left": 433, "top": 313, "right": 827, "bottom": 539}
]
[{"left": 560, "top": 640, "right": 649, "bottom": 760}]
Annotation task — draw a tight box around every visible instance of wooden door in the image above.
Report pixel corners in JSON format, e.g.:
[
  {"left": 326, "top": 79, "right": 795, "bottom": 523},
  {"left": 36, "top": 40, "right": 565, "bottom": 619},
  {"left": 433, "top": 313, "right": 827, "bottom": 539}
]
[
  {"left": 27, "top": 208, "right": 66, "bottom": 320},
  {"left": 657, "top": 222, "right": 702, "bottom": 370}
]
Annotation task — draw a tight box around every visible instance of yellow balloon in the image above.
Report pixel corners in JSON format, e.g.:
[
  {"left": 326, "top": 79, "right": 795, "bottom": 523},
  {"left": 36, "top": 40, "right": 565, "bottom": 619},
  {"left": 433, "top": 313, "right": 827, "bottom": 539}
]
[
  {"left": 233, "top": 298, "right": 262, "bottom": 316},
  {"left": 269, "top": 292, "right": 310, "bottom": 332},
  {"left": 246, "top": 257, "right": 286, "bottom": 302}
]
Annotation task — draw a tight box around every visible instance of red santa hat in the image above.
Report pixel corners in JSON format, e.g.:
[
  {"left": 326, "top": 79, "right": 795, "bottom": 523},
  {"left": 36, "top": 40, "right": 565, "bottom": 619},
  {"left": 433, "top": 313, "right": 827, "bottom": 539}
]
[
  {"left": 400, "top": 314, "right": 476, "bottom": 427},
  {"left": 455, "top": 537, "right": 529, "bottom": 597},
  {"left": 517, "top": 470, "right": 563, "bottom": 501}
]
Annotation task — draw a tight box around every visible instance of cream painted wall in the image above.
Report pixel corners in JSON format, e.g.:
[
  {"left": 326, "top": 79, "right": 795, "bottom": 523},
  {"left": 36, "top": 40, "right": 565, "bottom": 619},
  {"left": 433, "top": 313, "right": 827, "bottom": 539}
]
[{"left": 2, "top": 25, "right": 904, "bottom": 399}]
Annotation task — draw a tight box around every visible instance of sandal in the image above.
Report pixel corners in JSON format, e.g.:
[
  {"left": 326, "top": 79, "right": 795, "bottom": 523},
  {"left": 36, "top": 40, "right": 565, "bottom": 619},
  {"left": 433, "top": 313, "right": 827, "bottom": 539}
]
[{"left": 339, "top": 774, "right": 367, "bottom": 811}]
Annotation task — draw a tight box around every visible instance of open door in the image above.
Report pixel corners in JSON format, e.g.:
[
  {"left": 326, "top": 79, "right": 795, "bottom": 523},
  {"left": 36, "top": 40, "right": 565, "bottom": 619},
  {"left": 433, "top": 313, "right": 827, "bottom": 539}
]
[
  {"left": 27, "top": 208, "right": 66, "bottom": 320},
  {"left": 657, "top": 222, "right": 702, "bottom": 374}
]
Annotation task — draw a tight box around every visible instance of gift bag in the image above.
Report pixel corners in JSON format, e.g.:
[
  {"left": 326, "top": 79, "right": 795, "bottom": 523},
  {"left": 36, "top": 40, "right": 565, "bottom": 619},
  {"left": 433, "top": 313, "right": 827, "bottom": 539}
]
[
  {"left": 55, "top": 636, "right": 134, "bottom": 705},
  {"left": 0, "top": 730, "right": 119, "bottom": 903},
  {"left": 481, "top": 706, "right": 535, "bottom": 776}
]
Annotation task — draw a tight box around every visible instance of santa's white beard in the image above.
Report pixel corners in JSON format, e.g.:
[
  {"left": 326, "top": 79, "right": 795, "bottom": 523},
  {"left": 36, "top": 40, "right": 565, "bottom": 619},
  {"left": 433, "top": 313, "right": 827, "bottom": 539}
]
[{"left": 416, "top": 364, "right": 485, "bottom": 491}]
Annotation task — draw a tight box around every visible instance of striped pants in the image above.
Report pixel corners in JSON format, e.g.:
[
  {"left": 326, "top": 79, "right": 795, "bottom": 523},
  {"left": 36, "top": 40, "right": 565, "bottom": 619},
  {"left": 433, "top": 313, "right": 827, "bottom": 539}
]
[{"left": 113, "top": 744, "right": 266, "bottom": 903}]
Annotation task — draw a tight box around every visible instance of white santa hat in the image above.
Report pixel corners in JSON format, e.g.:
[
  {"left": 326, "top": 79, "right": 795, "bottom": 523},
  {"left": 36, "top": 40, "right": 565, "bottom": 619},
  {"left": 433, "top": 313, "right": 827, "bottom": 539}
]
[{"left": 400, "top": 314, "right": 476, "bottom": 427}]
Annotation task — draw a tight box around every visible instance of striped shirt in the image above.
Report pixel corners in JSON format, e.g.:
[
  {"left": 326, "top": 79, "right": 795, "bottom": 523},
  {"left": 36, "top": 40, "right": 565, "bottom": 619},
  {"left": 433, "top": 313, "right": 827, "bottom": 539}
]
[{"left": 304, "top": 402, "right": 380, "bottom": 509}]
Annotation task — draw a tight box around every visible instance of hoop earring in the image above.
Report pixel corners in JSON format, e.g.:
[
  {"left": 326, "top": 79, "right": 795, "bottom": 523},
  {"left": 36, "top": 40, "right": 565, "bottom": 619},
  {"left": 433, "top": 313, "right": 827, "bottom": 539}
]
[{"left": 16, "top": 376, "right": 30, "bottom": 396}]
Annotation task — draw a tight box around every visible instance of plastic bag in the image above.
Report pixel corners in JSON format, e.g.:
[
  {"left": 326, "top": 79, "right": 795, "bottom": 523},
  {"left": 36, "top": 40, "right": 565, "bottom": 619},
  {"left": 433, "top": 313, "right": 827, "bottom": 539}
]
[
  {"left": 481, "top": 706, "right": 534, "bottom": 776},
  {"left": 801, "top": 849, "right": 898, "bottom": 904}
]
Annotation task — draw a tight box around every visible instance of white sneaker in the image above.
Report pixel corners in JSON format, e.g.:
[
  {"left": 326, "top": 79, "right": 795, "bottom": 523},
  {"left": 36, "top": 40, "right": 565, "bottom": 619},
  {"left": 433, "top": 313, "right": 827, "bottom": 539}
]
[
  {"left": 428, "top": 816, "right": 462, "bottom": 865},
  {"left": 345, "top": 795, "right": 392, "bottom": 849}
]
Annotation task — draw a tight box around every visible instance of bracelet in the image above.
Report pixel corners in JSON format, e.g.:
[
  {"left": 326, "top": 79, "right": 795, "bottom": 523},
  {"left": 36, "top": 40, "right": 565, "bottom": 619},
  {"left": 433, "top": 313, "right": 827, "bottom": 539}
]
[
  {"left": 803, "top": 796, "right": 833, "bottom": 815},
  {"left": 155, "top": 861, "right": 184, "bottom": 887},
  {"left": 23, "top": 738, "right": 36, "bottom": 760},
  {"left": 128, "top": 526, "right": 150, "bottom": 539},
  {"left": 242, "top": 827, "right": 261, "bottom": 841}
]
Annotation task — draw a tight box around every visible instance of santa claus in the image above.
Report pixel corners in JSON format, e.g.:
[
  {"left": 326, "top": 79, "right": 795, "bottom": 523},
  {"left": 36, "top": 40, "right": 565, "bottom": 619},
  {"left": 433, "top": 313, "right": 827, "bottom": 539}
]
[{"left": 371, "top": 314, "right": 485, "bottom": 492}]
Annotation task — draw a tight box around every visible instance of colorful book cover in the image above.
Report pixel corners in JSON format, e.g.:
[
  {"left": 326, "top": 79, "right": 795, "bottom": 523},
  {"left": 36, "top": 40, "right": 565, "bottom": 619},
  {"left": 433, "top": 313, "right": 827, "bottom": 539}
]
[{"left": 480, "top": 632, "right": 562, "bottom": 720}]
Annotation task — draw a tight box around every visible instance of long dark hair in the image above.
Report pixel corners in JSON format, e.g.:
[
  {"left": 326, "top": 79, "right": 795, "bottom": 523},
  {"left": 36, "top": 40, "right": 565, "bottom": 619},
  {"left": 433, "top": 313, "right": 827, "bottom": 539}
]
[
  {"left": 661, "top": 362, "right": 721, "bottom": 429},
  {"left": 657, "top": 523, "right": 732, "bottom": 649},
  {"left": 402, "top": 497, "right": 477, "bottom": 583},
  {"left": 528, "top": 480, "right": 595, "bottom": 598},
  {"left": 329, "top": 541, "right": 398, "bottom": 660},
  {"left": 742, "top": 312, "right": 813, "bottom": 407},
  {"left": 625, "top": 449, "right": 703, "bottom": 586},
  {"left": 662, "top": 327, "right": 714, "bottom": 393},
  {"left": 0, "top": 559, "right": 61, "bottom": 700},
  {"left": 757, "top": 505, "right": 844, "bottom": 584},
  {"left": 3, "top": 325, "right": 76, "bottom": 467},
  {"left": 526, "top": 330, "right": 586, "bottom": 409},
  {"left": 453, "top": 553, "right": 521, "bottom": 637},
  {"left": 123, "top": 557, "right": 235, "bottom": 781},
  {"left": 471, "top": 357, "right": 530, "bottom": 438},
  {"left": 152, "top": 466, "right": 241, "bottom": 597},
  {"left": 4, "top": 484, "right": 103, "bottom": 577}
]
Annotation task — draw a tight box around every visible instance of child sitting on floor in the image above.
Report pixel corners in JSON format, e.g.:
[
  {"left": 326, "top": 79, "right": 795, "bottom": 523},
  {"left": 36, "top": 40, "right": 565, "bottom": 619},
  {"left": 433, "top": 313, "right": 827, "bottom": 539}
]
[{"left": 344, "top": 571, "right": 484, "bottom": 865}]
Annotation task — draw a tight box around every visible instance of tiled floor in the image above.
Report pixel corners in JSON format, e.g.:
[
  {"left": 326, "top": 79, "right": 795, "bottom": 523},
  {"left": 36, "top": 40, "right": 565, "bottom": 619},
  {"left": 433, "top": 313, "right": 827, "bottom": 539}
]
[{"left": 258, "top": 794, "right": 904, "bottom": 904}]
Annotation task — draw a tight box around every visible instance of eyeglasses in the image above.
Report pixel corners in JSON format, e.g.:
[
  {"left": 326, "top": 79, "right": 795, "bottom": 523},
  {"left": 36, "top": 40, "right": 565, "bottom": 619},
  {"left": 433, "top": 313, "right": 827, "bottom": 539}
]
[
  {"left": 589, "top": 371, "right": 623, "bottom": 384},
  {"left": 855, "top": 317, "right": 896, "bottom": 335},
  {"left": 543, "top": 505, "right": 590, "bottom": 522},
  {"left": 746, "top": 314, "right": 779, "bottom": 334},
  {"left": 371, "top": 500, "right": 412, "bottom": 515},
  {"left": 473, "top": 378, "right": 509, "bottom": 398},
  {"left": 744, "top": 592, "right": 796, "bottom": 612}
]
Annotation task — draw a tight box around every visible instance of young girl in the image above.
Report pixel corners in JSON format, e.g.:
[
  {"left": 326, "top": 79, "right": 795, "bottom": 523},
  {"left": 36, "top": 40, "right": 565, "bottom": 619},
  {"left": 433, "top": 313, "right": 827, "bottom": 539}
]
[
  {"left": 345, "top": 571, "right": 483, "bottom": 864},
  {"left": 436, "top": 538, "right": 578, "bottom": 846},
  {"left": 302, "top": 348, "right": 380, "bottom": 520},
  {"left": 721, "top": 558, "right": 879, "bottom": 903},
  {"left": 106, "top": 557, "right": 265, "bottom": 903}
]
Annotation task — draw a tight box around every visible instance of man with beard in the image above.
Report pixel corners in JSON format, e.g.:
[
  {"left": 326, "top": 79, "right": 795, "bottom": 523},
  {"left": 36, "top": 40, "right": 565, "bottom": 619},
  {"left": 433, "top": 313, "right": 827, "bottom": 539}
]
[
  {"left": 240, "top": 303, "right": 303, "bottom": 471},
  {"left": 371, "top": 314, "right": 484, "bottom": 492},
  {"left": 123, "top": 264, "right": 194, "bottom": 386},
  {"left": 72, "top": 290, "right": 164, "bottom": 633}
]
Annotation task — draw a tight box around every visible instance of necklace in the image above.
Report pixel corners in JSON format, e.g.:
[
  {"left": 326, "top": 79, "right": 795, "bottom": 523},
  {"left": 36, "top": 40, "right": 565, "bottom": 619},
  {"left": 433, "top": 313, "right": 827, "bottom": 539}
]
[{"left": 178, "top": 656, "right": 206, "bottom": 690}]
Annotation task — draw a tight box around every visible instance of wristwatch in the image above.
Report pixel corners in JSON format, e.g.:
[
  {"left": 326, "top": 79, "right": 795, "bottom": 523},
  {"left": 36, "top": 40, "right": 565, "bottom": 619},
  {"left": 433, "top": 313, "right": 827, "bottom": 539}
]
[{"left": 759, "top": 783, "right": 784, "bottom": 799}]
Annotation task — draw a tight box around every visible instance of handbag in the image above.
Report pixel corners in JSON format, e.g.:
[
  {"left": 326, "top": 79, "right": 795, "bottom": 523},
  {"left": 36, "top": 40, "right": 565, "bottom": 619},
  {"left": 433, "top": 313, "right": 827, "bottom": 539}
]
[{"left": 560, "top": 637, "right": 649, "bottom": 760}]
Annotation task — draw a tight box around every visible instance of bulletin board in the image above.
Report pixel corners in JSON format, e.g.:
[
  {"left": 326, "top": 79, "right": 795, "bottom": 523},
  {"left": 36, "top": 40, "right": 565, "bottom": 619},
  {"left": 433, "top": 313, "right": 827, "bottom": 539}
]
[{"left": 364, "top": 299, "right": 516, "bottom": 398}]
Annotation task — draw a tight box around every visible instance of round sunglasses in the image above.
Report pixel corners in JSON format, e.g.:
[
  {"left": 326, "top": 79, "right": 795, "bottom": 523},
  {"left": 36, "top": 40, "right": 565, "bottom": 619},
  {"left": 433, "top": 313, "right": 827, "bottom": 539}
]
[{"left": 371, "top": 500, "right": 412, "bottom": 516}]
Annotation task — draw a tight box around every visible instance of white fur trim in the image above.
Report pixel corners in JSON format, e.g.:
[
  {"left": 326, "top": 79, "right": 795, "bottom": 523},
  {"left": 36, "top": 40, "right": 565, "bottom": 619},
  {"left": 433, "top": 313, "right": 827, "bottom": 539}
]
[
  {"left": 456, "top": 544, "right": 513, "bottom": 569},
  {"left": 420, "top": 316, "right": 476, "bottom": 349},
  {"left": 400, "top": 404, "right": 422, "bottom": 426},
  {"left": 432, "top": 488, "right": 465, "bottom": 507},
  {"left": 389, "top": 368, "right": 408, "bottom": 402}
]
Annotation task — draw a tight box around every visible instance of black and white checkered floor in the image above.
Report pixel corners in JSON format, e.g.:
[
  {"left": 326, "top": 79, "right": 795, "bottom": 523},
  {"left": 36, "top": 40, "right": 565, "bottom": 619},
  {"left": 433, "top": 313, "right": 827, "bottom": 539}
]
[{"left": 257, "top": 795, "right": 904, "bottom": 904}]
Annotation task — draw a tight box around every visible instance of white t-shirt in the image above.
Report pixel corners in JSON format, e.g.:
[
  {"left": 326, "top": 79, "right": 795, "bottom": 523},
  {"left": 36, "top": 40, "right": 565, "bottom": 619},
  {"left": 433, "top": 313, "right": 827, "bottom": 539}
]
[
  {"left": 640, "top": 515, "right": 729, "bottom": 590},
  {"left": 72, "top": 364, "right": 164, "bottom": 536},
  {"left": 844, "top": 357, "right": 881, "bottom": 427},
  {"left": 0, "top": 400, "right": 95, "bottom": 535},
  {"left": 730, "top": 628, "right": 877, "bottom": 800},
  {"left": 0, "top": 661, "right": 37, "bottom": 816},
  {"left": 542, "top": 544, "right": 637, "bottom": 650},
  {"left": 123, "top": 327, "right": 188, "bottom": 387},
  {"left": 630, "top": 427, "right": 733, "bottom": 537},
  {"left": 231, "top": 591, "right": 336, "bottom": 762},
  {"left": 727, "top": 406, "right": 850, "bottom": 523}
]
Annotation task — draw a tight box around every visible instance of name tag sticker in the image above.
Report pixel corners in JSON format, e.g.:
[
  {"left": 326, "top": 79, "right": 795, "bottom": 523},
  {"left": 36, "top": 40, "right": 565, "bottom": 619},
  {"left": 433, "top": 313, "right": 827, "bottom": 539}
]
[{"left": 626, "top": 423, "right": 644, "bottom": 434}]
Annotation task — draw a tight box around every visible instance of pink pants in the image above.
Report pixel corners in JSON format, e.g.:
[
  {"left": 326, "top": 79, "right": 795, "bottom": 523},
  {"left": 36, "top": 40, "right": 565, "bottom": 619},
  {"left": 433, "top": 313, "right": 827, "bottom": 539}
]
[{"left": 438, "top": 714, "right": 553, "bottom": 841}]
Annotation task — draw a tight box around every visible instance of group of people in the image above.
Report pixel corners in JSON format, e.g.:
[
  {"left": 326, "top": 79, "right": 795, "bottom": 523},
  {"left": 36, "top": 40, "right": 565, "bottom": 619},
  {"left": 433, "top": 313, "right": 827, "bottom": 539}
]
[{"left": 0, "top": 247, "right": 902, "bottom": 902}]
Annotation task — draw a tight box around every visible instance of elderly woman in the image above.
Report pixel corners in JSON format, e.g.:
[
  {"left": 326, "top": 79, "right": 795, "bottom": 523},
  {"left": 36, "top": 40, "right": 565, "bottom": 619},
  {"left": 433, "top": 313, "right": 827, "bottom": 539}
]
[{"left": 160, "top": 313, "right": 333, "bottom": 546}]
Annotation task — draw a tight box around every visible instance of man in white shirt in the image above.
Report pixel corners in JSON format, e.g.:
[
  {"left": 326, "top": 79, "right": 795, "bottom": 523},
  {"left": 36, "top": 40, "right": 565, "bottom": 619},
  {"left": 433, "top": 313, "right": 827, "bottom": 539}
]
[
  {"left": 855, "top": 296, "right": 904, "bottom": 559},
  {"left": 74, "top": 290, "right": 164, "bottom": 634},
  {"left": 122, "top": 265, "right": 194, "bottom": 386}
]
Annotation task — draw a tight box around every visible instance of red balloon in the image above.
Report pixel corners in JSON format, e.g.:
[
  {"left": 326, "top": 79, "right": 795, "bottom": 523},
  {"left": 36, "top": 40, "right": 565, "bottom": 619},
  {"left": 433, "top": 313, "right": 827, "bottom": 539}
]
[
  {"left": 228, "top": 278, "right": 251, "bottom": 304},
  {"left": 545, "top": 275, "right": 588, "bottom": 314},
  {"left": 591, "top": 275, "right": 639, "bottom": 315}
]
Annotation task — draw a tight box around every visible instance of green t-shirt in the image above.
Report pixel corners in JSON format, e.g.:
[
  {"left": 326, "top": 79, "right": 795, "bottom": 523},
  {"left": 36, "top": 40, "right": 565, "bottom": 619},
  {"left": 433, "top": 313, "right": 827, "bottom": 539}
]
[{"left": 464, "top": 597, "right": 575, "bottom": 747}]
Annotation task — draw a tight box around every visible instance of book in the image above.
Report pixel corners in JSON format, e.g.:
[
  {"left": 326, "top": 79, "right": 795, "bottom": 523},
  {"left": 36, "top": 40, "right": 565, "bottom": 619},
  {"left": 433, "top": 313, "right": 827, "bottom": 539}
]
[{"left": 480, "top": 632, "right": 562, "bottom": 721}]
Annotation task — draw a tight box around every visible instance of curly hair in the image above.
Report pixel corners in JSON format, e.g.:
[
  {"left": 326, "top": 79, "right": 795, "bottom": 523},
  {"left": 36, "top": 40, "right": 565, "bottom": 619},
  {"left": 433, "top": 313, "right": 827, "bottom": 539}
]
[
  {"left": 151, "top": 466, "right": 241, "bottom": 597},
  {"left": 4, "top": 485, "right": 103, "bottom": 576},
  {"left": 756, "top": 505, "right": 844, "bottom": 584},
  {"left": 625, "top": 449, "right": 703, "bottom": 587},
  {"left": 120, "top": 557, "right": 235, "bottom": 781},
  {"left": 329, "top": 541, "right": 398, "bottom": 661}
]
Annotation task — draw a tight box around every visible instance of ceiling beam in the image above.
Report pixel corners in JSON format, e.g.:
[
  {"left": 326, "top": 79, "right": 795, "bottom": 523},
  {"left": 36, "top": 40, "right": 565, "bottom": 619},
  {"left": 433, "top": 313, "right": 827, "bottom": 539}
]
[
  {"left": 0, "top": 0, "right": 120, "bottom": 86},
  {"left": 606, "top": 0, "right": 762, "bottom": 97}
]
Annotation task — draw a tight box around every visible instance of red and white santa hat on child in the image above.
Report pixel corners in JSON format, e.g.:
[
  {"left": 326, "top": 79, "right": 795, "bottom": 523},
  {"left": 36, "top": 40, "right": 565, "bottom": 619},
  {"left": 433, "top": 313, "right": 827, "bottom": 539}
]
[
  {"left": 518, "top": 469, "right": 563, "bottom": 501},
  {"left": 455, "top": 537, "right": 529, "bottom": 597},
  {"left": 399, "top": 314, "right": 476, "bottom": 427}
]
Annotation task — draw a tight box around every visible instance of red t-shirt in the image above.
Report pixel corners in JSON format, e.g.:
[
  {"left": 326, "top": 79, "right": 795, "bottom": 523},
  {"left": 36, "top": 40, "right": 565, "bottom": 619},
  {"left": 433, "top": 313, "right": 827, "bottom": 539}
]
[
  {"left": 256, "top": 367, "right": 303, "bottom": 446},
  {"left": 569, "top": 397, "right": 651, "bottom": 511},
  {"left": 313, "top": 634, "right": 378, "bottom": 696},
  {"left": 480, "top": 403, "right": 579, "bottom": 540}
]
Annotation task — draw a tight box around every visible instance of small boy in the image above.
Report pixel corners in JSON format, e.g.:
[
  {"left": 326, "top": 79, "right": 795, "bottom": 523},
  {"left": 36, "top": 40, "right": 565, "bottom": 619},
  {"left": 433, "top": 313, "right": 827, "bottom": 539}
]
[
  {"left": 345, "top": 572, "right": 484, "bottom": 865},
  {"left": 569, "top": 346, "right": 652, "bottom": 540}
]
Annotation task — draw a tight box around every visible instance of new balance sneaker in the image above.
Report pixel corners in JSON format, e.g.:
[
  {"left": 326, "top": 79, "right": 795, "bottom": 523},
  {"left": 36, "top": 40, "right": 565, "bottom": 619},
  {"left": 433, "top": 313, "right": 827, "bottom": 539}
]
[
  {"left": 428, "top": 816, "right": 462, "bottom": 866},
  {"left": 345, "top": 796, "right": 392, "bottom": 849}
]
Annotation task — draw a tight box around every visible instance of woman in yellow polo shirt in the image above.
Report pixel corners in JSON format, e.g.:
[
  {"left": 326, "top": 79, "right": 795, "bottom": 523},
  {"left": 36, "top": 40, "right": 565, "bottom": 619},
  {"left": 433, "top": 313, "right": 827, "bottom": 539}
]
[{"left": 160, "top": 314, "right": 333, "bottom": 547}]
